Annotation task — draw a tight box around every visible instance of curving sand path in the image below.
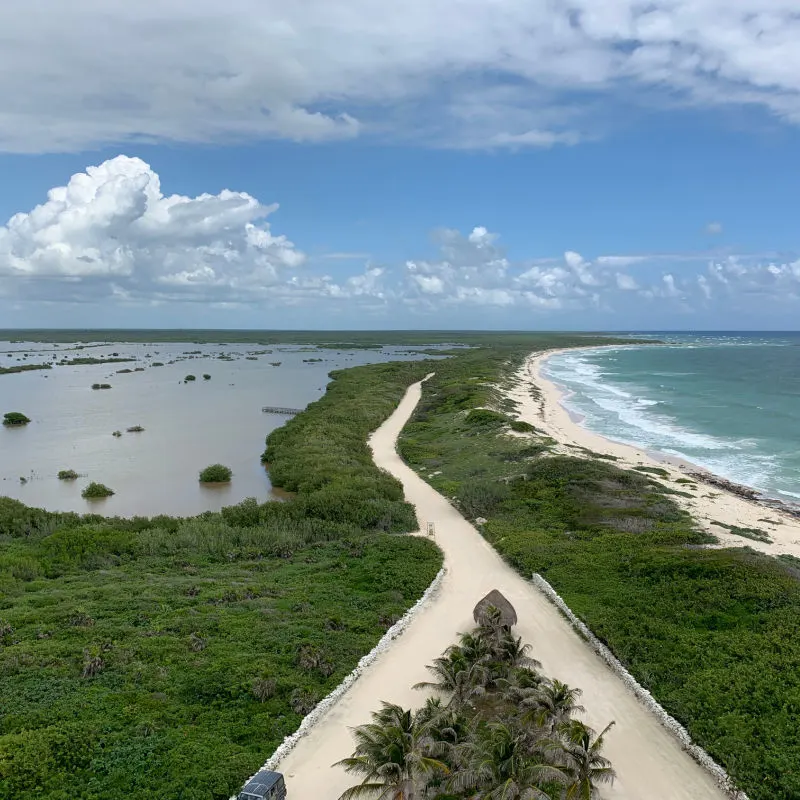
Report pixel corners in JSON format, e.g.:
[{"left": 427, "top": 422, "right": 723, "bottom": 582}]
[{"left": 277, "top": 377, "right": 727, "bottom": 800}]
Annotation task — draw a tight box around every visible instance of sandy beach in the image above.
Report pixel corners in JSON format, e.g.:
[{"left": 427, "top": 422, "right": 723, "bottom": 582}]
[
  {"left": 513, "top": 349, "right": 800, "bottom": 559},
  {"left": 276, "top": 375, "right": 727, "bottom": 800}
]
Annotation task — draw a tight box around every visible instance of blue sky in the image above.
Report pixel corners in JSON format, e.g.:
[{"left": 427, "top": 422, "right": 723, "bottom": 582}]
[{"left": 1, "top": 0, "right": 799, "bottom": 330}]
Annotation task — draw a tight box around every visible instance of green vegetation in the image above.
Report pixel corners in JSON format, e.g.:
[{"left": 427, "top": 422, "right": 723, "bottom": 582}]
[
  {"left": 711, "top": 520, "right": 772, "bottom": 543},
  {"left": 90, "top": 383, "right": 111, "bottom": 390},
  {"left": 399, "top": 343, "right": 800, "bottom": 800},
  {"left": 57, "top": 470, "right": 79, "bottom": 481},
  {"left": 198, "top": 464, "right": 233, "bottom": 483},
  {"left": 81, "top": 482, "right": 115, "bottom": 499},
  {"left": 2, "top": 412, "right": 30, "bottom": 427},
  {"left": 0, "top": 328, "right": 638, "bottom": 349},
  {"left": 203, "top": 374, "right": 211, "bottom": 380},
  {"left": 0, "top": 496, "right": 439, "bottom": 800},
  {"left": 263, "top": 360, "right": 434, "bottom": 530},
  {"left": 339, "top": 609, "right": 613, "bottom": 800},
  {"left": 112, "top": 430, "right": 122, "bottom": 438},
  {"left": 632, "top": 465, "right": 670, "bottom": 478},
  {"left": 126, "top": 425, "right": 145, "bottom": 433},
  {"left": 184, "top": 374, "right": 196, "bottom": 382},
  {"left": 151, "top": 361, "right": 164, "bottom": 367},
  {"left": 59, "top": 357, "right": 135, "bottom": 366},
  {"left": 0, "top": 363, "right": 52, "bottom": 376}
]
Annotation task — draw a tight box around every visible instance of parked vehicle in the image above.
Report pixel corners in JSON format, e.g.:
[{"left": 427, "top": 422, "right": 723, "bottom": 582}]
[{"left": 238, "top": 770, "right": 287, "bottom": 800}]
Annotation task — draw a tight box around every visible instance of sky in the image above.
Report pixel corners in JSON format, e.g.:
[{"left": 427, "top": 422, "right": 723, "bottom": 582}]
[{"left": 1, "top": 0, "right": 799, "bottom": 330}]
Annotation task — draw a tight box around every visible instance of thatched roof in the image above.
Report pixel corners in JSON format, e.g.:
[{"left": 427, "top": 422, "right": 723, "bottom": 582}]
[{"left": 473, "top": 590, "right": 517, "bottom": 628}]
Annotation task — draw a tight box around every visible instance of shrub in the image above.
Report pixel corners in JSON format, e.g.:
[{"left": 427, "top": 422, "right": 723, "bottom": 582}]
[
  {"left": 252, "top": 676, "right": 276, "bottom": 702},
  {"left": 509, "top": 419, "right": 536, "bottom": 433},
  {"left": 464, "top": 408, "right": 508, "bottom": 427},
  {"left": 184, "top": 374, "right": 196, "bottom": 382},
  {"left": 203, "top": 374, "right": 211, "bottom": 380},
  {"left": 91, "top": 383, "right": 112, "bottom": 390},
  {"left": 112, "top": 430, "right": 122, "bottom": 437},
  {"left": 456, "top": 479, "right": 511, "bottom": 518},
  {"left": 81, "top": 482, "right": 115, "bottom": 499},
  {"left": 58, "top": 470, "right": 79, "bottom": 481},
  {"left": 199, "top": 464, "right": 233, "bottom": 483},
  {"left": 3, "top": 412, "right": 31, "bottom": 426},
  {"left": 126, "top": 425, "right": 145, "bottom": 433},
  {"left": 81, "top": 648, "right": 105, "bottom": 678}
]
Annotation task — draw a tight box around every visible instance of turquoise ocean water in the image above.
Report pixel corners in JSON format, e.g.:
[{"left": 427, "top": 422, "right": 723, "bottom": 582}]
[{"left": 542, "top": 333, "right": 800, "bottom": 504}]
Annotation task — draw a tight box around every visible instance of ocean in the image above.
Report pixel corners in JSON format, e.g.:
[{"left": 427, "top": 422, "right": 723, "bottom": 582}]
[{"left": 542, "top": 332, "right": 800, "bottom": 504}]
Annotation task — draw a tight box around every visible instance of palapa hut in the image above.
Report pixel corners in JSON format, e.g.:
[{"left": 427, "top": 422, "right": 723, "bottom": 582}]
[{"left": 473, "top": 589, "right": 517, "bottom": 628}]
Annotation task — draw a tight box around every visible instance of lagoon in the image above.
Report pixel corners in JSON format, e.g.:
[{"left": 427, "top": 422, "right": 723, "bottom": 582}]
[{"left": 0, "top": 340, "right": 432, "bottom": 516}]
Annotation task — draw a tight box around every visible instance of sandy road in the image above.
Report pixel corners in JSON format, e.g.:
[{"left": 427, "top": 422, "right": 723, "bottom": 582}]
[{"left": 277, "top": 377, "right": 727, "bottom": 800}]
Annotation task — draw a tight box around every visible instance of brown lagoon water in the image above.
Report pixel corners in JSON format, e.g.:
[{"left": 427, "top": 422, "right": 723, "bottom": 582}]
[{"left": 0, "top": 341, "right": 435, "bottom": 517}]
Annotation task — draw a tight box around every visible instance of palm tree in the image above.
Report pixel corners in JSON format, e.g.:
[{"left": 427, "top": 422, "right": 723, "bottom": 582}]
[
  {"left": 448, "top": 721, "right": 567, "bottom": 800},
  {"left": 414, "top": 696, "right": 466, "bottom": 746},
  {"left": 335, "top": 702, "right": 449, "bottom": 800},
  {"left": 521, "top": 680, "right": 585, "bottom": 732},
  {"left": 552, "top": 720, "right": 616, "bottom": 800},
  {"left": 414, "top": 646, "right": 492, "bottom": 708}
]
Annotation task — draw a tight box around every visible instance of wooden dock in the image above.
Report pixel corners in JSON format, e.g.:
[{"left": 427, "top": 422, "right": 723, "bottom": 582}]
[{"left": 262, "top": 406, "right": 302, "bottom": 416}]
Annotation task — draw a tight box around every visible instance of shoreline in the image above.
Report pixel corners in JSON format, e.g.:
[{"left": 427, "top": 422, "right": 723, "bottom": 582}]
[{"left": 510, "top": 348, "right": 800, "bottom": 558}]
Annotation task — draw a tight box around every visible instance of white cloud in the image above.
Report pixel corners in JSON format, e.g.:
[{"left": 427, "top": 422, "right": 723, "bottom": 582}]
[
  {"left": 3, "top": 157, "right": 800, "bottom": 321},
  {"left": 597, "top": 255, "right": 649, "bottom": 267},
  {"left": 706, "top": 221, "right": 724, "bottom": 234},
  {"left": 3, "top": 1, "right": 800, "bottom": 152},
  {"left": 0, "top": 156, "right": 327, "bottom": 304}
]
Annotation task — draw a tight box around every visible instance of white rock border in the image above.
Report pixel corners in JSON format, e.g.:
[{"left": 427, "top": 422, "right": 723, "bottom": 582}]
[
  {"left": 530, "top": 573, "right": 749, "bottom": 800},
  {"left": 230, "top": 565, "right": 447, "bottom": 799}
]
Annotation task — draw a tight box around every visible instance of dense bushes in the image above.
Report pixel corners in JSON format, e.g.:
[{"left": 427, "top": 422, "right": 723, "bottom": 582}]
[
  {"left": 263, "top": 361, "right": 432, "bottom": 531},
  {"left": 0, "top": 519, "right": 440, "bottom": 800},
  {"left": 199, "top": 463, "right": 232, "bottom": 483},
  {"left": 3, "top": 412, "right": 30, "bottom": 426},
  {"left": 81, "top": 482, "right": 114, "bottom": 499}
]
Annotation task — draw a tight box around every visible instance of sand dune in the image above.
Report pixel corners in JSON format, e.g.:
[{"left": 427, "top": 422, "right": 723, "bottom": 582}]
[{"left": 276, "top": 374, "right": 727, "bottom": 800}]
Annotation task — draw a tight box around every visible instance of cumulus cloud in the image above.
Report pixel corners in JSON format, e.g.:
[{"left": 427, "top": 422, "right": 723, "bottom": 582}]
[
  {"left": 2, "top": 1, "right": 800, "bottom": 152},
  {"left": 0, "top": 156, "right": 336, "bottom": 305},
  {"left": 3, "top": 157, "right": 800, "bottom": 322}
]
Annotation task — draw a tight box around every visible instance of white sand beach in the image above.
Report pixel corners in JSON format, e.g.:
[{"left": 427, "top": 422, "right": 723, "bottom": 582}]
[
  {"left": 515, "top": 350, "right": 800, "bottom": 558},
  {"left": 276, "top": 375, "right": 727, "bottom": 800}
]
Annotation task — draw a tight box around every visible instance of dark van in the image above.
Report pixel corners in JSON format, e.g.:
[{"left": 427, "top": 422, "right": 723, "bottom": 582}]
[{"left": 237, "top": 770, "right": 287, "bottom": 800}]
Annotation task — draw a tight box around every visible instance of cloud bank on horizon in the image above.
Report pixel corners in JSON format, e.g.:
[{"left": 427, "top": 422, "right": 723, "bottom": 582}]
[
  {"left": 1, "top": 0, "right": 800, "bottom": 152},
  {"left": 1, "top": 156, "right": 798, "bottom": 325}
]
